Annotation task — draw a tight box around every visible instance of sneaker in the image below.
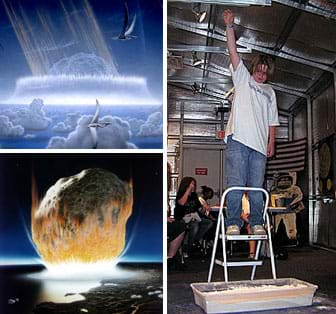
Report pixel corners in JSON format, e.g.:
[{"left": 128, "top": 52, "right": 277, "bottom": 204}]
[
  {"left": 183, "top": 252, "right": 189, "bottom": 258},
  {"left": 252, "top": 225, "right": 266, "bottom": 235},
  {"left": 226, "top": 225, "right": 240, "bottom": 235}
]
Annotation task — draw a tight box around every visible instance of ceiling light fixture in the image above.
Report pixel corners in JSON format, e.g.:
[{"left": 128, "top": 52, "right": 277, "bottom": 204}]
[
  {"left": 192, "top": 3, "right": 207, "bottom": 23},
  {"left": 191, "top": 82, "right": 202, "bottom": 94},
  {"left": 192, "top": 51, "right": 204, "bottom": 66}
]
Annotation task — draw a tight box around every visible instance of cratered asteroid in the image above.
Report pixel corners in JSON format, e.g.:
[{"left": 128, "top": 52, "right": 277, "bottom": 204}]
[{"left": 32, "top": 168, "right": 133, "bottom": 264}]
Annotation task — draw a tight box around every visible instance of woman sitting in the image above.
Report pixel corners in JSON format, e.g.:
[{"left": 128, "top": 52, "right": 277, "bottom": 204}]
[
  {"left": 167, "top": 162, "right": 186, "bottom": 270},
  {"left": 175, "top": 177, "right": 213, "bottom": 258}
]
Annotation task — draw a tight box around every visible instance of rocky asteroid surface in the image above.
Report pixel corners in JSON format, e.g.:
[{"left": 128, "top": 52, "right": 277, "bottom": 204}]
[{"left": 32, "top": 168, "right": 133, "bottom": 264}]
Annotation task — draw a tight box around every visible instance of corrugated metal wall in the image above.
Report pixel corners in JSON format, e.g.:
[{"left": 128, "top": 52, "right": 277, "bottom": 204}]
[
  {"left": 311, "top": 83, "right": 336, "bottom": 248},
  {"left": 292, "top": 106, "right": 310, "bottom": 244}
]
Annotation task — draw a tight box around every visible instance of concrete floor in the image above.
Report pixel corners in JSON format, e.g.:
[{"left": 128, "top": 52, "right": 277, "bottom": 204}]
[{"left": 167, "top": 246, "right": 336, "bottom": 313}]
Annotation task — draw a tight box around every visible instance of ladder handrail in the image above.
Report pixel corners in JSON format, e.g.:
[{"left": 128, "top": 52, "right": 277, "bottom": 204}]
[
  {"left": 218, "top": 186, "right": 270, "bottom": 221},
  {"left": 208, "top": 186, "right": 276, "bottom": 283}
]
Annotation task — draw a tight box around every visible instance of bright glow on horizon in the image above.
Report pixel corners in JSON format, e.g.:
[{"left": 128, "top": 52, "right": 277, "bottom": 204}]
[
  {"left": 24, "top": 261, "right": 160, "bottom": 304},
  {"left": 0, "top": 256, "right": 162, "bottom": 266},
  {"left": 37, "top": 260, "right": 121, "bottom": 280},
  {"left": 38, "top": 280, "right": 94, "bottom": 304},
  {"left": 27, "top": 261, "right": 157, "bottom": 282},
  {"left": 16, "top": 74, "right": 148, "bottom": 85},
  {"left": 4, "top": 74, "right": 161, "bottom": 106},
  {"left": 25, "top": 262, "right": 144, "bottom": 304}
]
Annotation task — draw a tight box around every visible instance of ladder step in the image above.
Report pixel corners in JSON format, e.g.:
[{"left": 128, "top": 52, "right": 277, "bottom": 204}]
[
  {"left": 219, "top": 234, "right": 268, "bottom": 241},
  {"left": 215, "top": 258, "right": 263, "bottom": 267},
  {"left": 208, "top": 188, "right": 277, "bottom": 282}
]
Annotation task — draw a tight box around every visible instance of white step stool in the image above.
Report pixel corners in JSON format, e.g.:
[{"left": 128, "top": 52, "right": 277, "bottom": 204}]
[{"left": 208, "top": 186, "right": 277, "bottom": 282}]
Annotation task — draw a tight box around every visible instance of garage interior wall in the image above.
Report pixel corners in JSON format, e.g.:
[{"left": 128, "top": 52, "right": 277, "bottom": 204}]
[
  {"left": 167, "top": 0, "right": 336, "bottom": 249},
  {"left": 311, "top": 83, "right": 336, "bottom": 249}
]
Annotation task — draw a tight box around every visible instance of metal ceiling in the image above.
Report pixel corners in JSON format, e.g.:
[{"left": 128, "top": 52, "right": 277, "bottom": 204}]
[{"left": 167, "top": 0, "right": 336, "bottom": 114}]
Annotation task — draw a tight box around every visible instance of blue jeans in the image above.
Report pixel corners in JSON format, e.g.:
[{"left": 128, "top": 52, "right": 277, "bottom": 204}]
[
  {"left": 185, "top": 218, "right": 213, "bottom": 254},
  {"left": 225, "top": 136, "right": 266, "bottom": 227}
]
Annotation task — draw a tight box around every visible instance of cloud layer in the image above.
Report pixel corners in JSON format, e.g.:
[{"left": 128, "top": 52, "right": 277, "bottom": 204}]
[
  {"left": 137, "top": 112, "right": 162, "bottom": 137},
  {"left": 12, "top": 98, "right": 51, "bottom": 130},
  {"left": 48, "top": 115, "right": 137, "bottom": 149},
  {"left": 0, "top": 115, "right": 24, "bottom": 137}
]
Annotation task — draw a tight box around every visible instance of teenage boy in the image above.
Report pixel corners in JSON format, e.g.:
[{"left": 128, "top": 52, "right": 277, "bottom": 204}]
[{"left": 223, "top": 9, "right": 280, "bottom": 235}]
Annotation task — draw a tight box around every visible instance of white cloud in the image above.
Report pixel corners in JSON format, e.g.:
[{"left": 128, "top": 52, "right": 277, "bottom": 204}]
[
  {"left": 1, "top": 109, "right": 16, "bottom": 120},
  {"left": 65, "top": 112, "right": 81, "bottom": 128},
  {"left": 52, "top": 122, "right": 72, "bottom": 133},
  {"left": 47, "top": 136, "right": 67, "bottom": 148},
  {"left": 52, "top": 112, "right": 80, "bottom": 133},
  {"left": 12, "top": 98, "right": 51, "bottom": 130},
  {"left": 137, "top": 112, "right": 162, "bottom": 137},
  {"left": 0, "top": 115, "right": 24, "bottom": 137},
  {"left": 47, "top": 115, "right": 137, "bottom": 149},
  {"left": 127, "top": 117, "right": 145, "bottom": 136}
]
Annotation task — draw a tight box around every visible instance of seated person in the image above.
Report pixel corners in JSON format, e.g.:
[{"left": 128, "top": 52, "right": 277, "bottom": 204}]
[
  {"left": 175, "top": 177, "right": 213, "bottom": 258},
  {"left": 167, "top": 210, "right": 186, "bottom": 270},
  {"left": 198, "top": 185, "right": 216, "bottom": 221},
  {"left": 167, "top": 162, "right": 185, "bottom": 270},
  {"left": 198, "top": 185, "right": 217, "bottom": 244}
]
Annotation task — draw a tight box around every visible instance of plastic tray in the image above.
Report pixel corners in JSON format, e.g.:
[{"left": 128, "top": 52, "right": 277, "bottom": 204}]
[{"left": 191, "top": 278, "right": 318, "bottom": 313}]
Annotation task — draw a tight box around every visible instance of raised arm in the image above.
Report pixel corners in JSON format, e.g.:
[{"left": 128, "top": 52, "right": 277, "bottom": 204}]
[
  {"left": 177, "top": 183, "right": 193, "bottom": 205},
  {"left": 223, "top": 9, "right": 240, "bottom": 71}
]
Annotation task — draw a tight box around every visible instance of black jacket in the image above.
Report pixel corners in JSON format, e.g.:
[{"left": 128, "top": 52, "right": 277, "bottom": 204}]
[{"left": 174, "top": 192, "right": 201, "bottom": 221}]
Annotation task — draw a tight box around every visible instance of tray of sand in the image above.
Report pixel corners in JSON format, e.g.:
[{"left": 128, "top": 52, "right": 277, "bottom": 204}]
[{"left": 191, "top": 278, "right": 317, "bottom": 313}]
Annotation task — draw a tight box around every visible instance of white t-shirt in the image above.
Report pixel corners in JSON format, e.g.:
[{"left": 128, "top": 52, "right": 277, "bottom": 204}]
[{"left": 225, "top": 60, "right": 280, "bottom": 156}]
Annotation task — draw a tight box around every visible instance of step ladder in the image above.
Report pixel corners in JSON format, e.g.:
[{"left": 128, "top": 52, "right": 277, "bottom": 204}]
[{"left": 208, "top": 186, "right": 277, "bottom": 283}]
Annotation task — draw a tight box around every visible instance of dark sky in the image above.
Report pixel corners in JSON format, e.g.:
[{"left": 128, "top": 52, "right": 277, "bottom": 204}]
[
  {"left": 0, "top": 0, "right": 162, "bottom": 99},
  {"left": 0, "top": 153, "right": 163, "bottom": 263}
]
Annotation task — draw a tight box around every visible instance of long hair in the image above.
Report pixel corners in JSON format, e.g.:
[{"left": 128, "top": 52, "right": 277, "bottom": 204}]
[
  {"left": 176, "top": 176, "right": 196, "bottom": 200},
  {"left": 167, "top": 162, "right": 172, "bottom": 192}
]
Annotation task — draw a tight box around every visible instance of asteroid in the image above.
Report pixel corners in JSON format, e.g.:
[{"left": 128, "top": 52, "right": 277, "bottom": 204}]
[{"left": 32, "top": 168, "right": 133, "bottom": 264}]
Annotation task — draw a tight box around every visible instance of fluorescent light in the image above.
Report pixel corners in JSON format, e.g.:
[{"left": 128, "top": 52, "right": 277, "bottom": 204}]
[
  {"left": 192, "top": 3, "right": 207, "bottom": 23},
  {"left": 198, "top": 11, "right": 207, "bottom": 23},
  {"left": 192, "top": 51, "right": 205, "bottom": 66},
  {"left": 191, "top": 82, "right": 202, "bottom": 93}
]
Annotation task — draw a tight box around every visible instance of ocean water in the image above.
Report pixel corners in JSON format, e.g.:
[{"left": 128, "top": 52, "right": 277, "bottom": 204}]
[{"left": 0, "top": 104, "right": 162, "bottom": 149}]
